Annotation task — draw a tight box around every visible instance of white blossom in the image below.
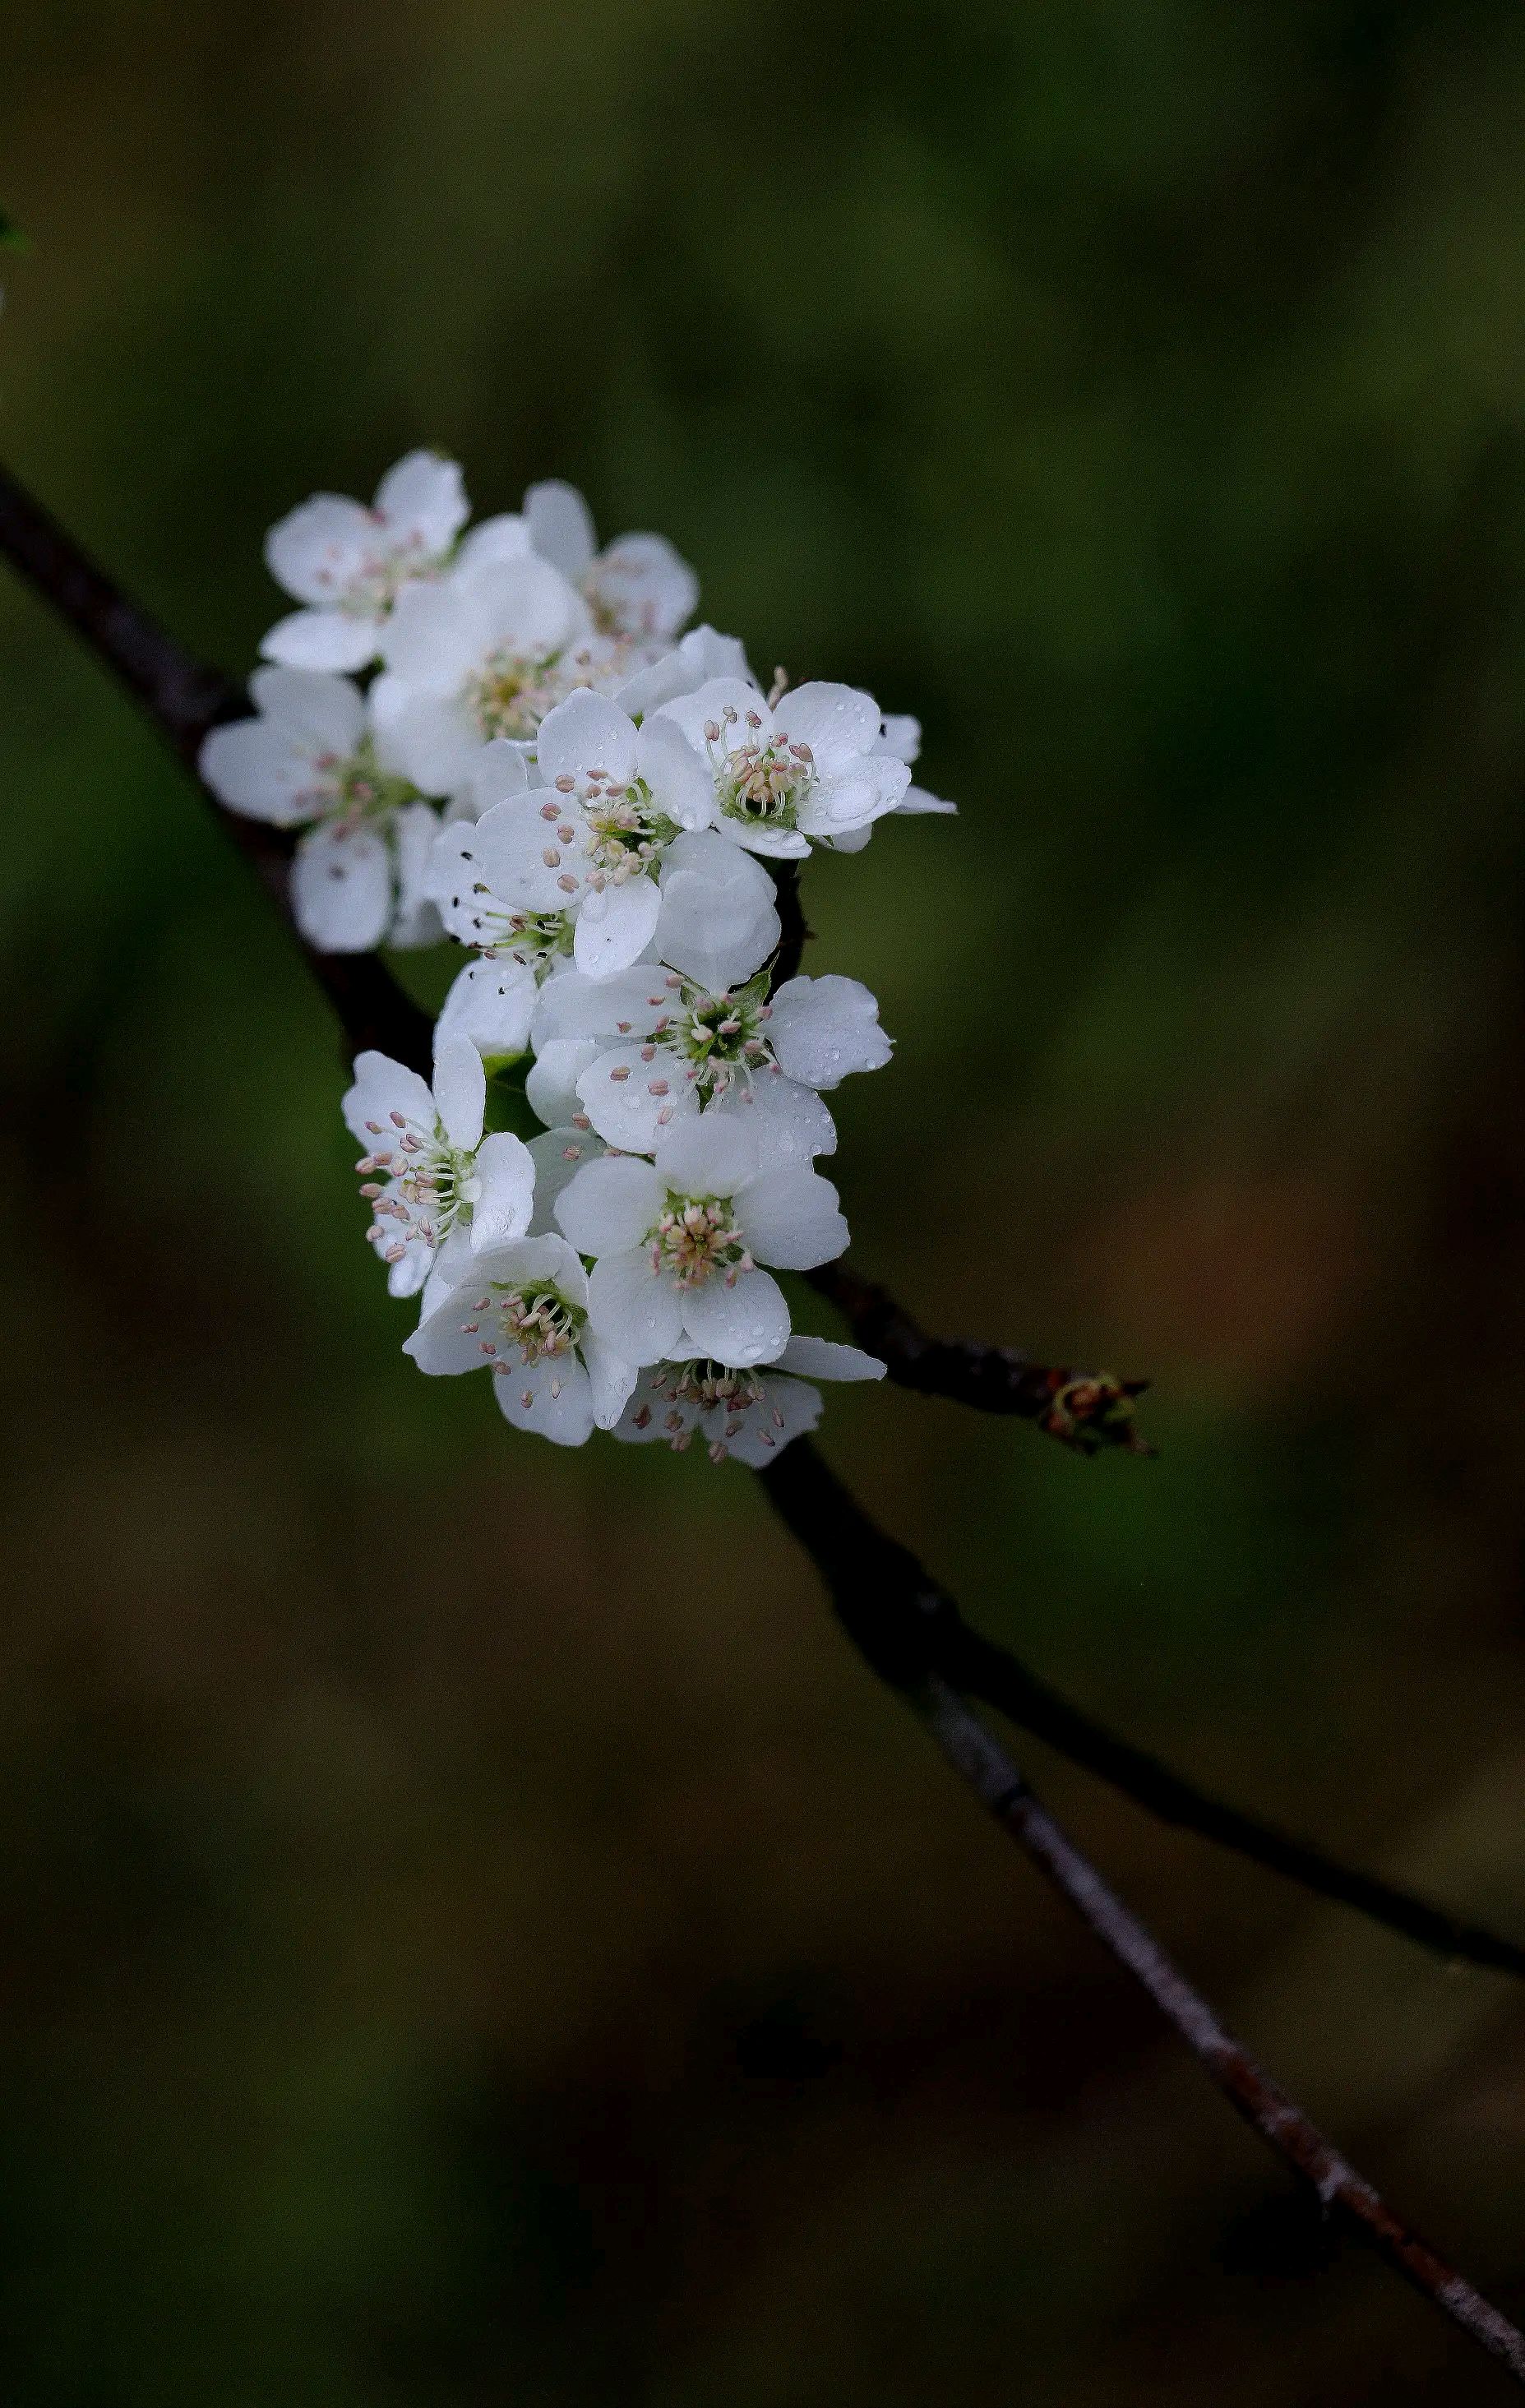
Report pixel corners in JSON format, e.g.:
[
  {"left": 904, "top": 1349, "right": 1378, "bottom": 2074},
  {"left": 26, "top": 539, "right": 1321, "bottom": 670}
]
[
  {"left": 199, "top": 667, "right": 441, "bottom": 951},
  {"left": 652, "top": 677, "right": 910, "bottom": 856},
  {"left": 555, "top": 1115, "right": 848, "bottom": 1369},
  {"left": 613, "top": 1336, "right": 885, "bottom": 1463},
  {"left": 427, "top": 687, "right": 714, "bottom": 980},
  {"left": 534, "top": 959, "right": 889, "bottom": 1163},
  {"left": 403, "top": 1232, "right": 635, "bottom": 1446},
  {"left": 343, "top": 1042, "right": 536, "bottom": 1298},
  {"left": 261, "top": 451, "right": 469, "bottom": 672},
  {"left": 369, "top": 553, "right": 621, "bottom": 796},
  {"left": 524, "top": 479, "right": 698, "bottom": 645}
]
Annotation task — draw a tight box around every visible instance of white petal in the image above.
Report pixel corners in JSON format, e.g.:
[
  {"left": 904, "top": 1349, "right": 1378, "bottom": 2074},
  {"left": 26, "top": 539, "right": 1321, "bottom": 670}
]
[
  {"left": 654, "top": 1113, "right": 758, "bottom": 1198},
  {"left": 291, "top": 822, "right": 391, "bottom": 951},
  {"left": 456, "top": 512, "right": 532, "bottom": 571},
  {"left": 765, "top": 974, "right": 892, "bottom": 1089},
  {"left": 714, "top": 818, "right": 811, "bottom": 860},
  {"left": 527, "top": 1037, "right": 602, "bottom": 1127},
  {"left": 380, "top": 578, "right": 492, "bottom": 693},
  {"left": 654, "top": 830, "right": 779, "bottom": 991},
  {"left": 404, "top": 1296, "right": 494, "bottom": 1377},
  {"left": 416, "top": 1223, "right": 475, "bottom": 1319},
  {"left": 796, "top": 758, "right": 909, "bottom": 835},
  {"left": 469, "top": 1130, "right": 536, "bottom": 1250},
  {"left": 612, "top": 1386, "right": 702, "bottom": 1447},
  {"left": 472, "top": 794, "right": 581, "bottom": 917},
  {"left": 495, "top": 1352, "right": 594, "bottom": 1445},
  {"left": 535, "top": 688, "right": 638, "bottom": 790},
  {"left": 369, "top": 675, "right": 481, "bottom": 795},
  {"left": 453, "top": 738, "right": 530, "bottom": 820},
  {"left": 432, "top": 1038, "right": 486, "bottom": 1150},
  {"left": 714, "top": 1074, "right": 836, "bottom": 1165},
  {"left": 588, "top": 534, "right": 698, "bottom": 641},
  {"left": 586, "top": 1250, "right": 686, "bottom": 1365},
  {"left": 654, "top": 677, "right": 769, "bottom": 756},
  {"left": 435, "top": 955, "right": 537, "bottom": 1061},
  {"left": 465, "top": 556, "right": 588, "bottom": 662},
  {"left": 527, "top": 1127, "right": 607, "bottom": 1236},
  {"left": 374, "top": 450, "right": 469, "bottom": 550},
  {"left": 259, "top": 607, "right": 381, "bottom": 672},
  {"left": 704, "top": 1374, "right": 822, "bottom": 1464},
  {"left": 772, "top": 1336, "right": 885, "bottom": 1382},
  {"left": 386, "top": 1236, "right": 435, "bottom": 1299},
  {"left": 198, "top": 717, "right": 321, "bottom": 826},
  {"left": 576, "top": 1043, "right": 698, "bottom": 1153},
  {"left": 898, "top": 784, "right": 957, "bottom": 815},
  {"left": 736, "top": 1166, "right": 848, "bottom": 1269},
  {"left": 531, "top": 964, "right": 667, "bottom": 1047},
  {"left": 343, "top": 1049, "right": 436, "bottom": 1147},
  {"left": 583, "top": 1333, "right": 639, "bottom": 1430},
  {"left": 875, "top": 714, "right": 921, "bottom": 764},
  {"left": 249, "top": 664, "right": 367, "bottom": 756},
  {"left": 772, "top": 682, "right": 880, "bottom": 774},
  {"left": 265, "top": 494, "right": 373, "bottom": 604},
  {"left": 573, "top": 873, "right": 662, "bottom": 978},
  {"left": 635, "top": 714, "right": 714, "bottom": 830},
  {"left": 524, "top": 480, "right": 598, "bottom": 581},
  {"left": 680, "top": 1266, "right": 791, "bottom": 1367},
  {"left": 474, "top": 1231, "right": 589, "bottom": 1300},
  {"left": 556, "top": 1155, "right": 664, "bottom": 1256}
]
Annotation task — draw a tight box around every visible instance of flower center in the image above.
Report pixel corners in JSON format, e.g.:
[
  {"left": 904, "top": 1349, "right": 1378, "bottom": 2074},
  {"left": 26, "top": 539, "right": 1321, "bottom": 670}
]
[
  {"left": 468, "top": 649, "right": 565, "bottom": 743},
  {"left": 648, "top": 1194, "right": 751, "bottom": 1288},
  {"left": 354, "top": 1115, "right": 474, "bottom": 1261},
  {"left": 705, "top": 704, "right": 815, "bottom": 831},
  {"left": 455, "top": 1280, "right": 585, "bottom": 1368},
  {"left": 548, "top": 771, "right": 679, "bottom": 884},
  {"left": 317, "top": 738, "right": 417, "bottom": 830}
]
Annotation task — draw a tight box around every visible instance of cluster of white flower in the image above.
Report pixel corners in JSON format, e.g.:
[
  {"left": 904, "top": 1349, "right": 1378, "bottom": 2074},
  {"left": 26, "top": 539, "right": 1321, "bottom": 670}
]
[{"left": 204, "top": 453, "right": 954, "bottom": 1462}]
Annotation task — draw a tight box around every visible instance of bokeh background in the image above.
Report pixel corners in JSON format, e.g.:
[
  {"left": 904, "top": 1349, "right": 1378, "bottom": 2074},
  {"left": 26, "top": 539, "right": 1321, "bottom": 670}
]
[{"left": 5, "top": 2, "right": 1525, "bottom": 2399}]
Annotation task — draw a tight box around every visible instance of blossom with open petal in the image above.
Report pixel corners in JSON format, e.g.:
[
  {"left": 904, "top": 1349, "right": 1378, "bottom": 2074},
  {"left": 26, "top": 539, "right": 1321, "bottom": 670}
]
[
  {"left": 261, "top": 451, "right": 469, "bottom": 672},
  {"left": 827, "top": 712, "right": 959, "bottom": 853},
  {"left": 428, "top": 687, "right": 713, "bottom": 981},
  {"left": 537, "top": 954, "right": 888, "bottom": 1162},
  {"left": 403, "top": 1233, "right": 635, "bottom": 1446},
  {"left": 371, "top": 553, "right": 627, "bottom": 795},
  {"left": 199, "top": 667, "right": 441, "bottom": 950},
  {"left": 555, "top": 1116, "right": 847, "bottom": 1368},
  {"left": 614, "top": 1336, "right": 885, "bottom": 1463},
  {"left": 653, "top": 677, "right": 910, "bottom": 857},
  {"left": 523, "top": 480, "right": 698, "bottom": 645},
  {"left": 343, "top": 1042, "right": 535, "bottom": 1298}
]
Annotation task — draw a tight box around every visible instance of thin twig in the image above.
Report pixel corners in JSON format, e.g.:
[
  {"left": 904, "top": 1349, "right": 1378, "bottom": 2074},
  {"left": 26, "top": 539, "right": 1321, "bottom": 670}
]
[
  {"left": 761, "top": 1436, "right": 1525, "bottom": 2387},
  {"left": 8, "top": 457, "right": 1525, "bottom": 2380}
]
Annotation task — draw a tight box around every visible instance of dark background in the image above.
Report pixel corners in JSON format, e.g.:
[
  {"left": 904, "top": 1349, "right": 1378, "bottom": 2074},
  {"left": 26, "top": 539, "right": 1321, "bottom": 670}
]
[{"left": 6, "top": 2, "right": 1525, "bottom": 2399}]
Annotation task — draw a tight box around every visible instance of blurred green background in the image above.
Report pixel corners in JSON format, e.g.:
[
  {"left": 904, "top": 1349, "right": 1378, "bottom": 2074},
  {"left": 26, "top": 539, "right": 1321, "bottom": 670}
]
[{"left": 6, "top": 2, "right": 1525, "bottom": 2399}]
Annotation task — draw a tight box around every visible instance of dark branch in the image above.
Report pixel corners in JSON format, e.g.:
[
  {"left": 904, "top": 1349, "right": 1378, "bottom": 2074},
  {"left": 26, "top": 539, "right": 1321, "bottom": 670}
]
[
  {"left": 806, "top": 1258, "right": 1153, "bottom": 1454},
  {"left": 762, "top": 1438, "right": 1525, "bottom": 2387},
  {"left": 11, "top": 457, "right": 1525, "bottom": 2380},
  {"left": 0, "top": 464, "right": 434, "bottom": 1073}
]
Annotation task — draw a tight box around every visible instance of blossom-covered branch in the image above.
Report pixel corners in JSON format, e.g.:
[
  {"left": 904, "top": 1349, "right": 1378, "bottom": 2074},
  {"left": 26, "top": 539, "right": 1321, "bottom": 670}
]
[
  {"left": 762, "top": 1437, "right": 1525, "bottom": 2387},
  {"left": 7, "top": 451, "right": 1525, "bottom": 2383}
]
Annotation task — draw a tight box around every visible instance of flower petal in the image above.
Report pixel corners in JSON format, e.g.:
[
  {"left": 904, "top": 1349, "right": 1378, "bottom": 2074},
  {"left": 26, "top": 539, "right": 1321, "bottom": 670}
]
[
  {"left": 374, "top": 449, "right": 469, "bottom": 550},
  {"left": 291, "top": 822, "right": 392, "bottom": 951},
  {"left": 704, "top": 1373, "right": 822, "bottom": 1463},
  {"left": 575, "top": 1043, "right": 698, "bottom": 1153},
  {"left": 524, "top": 479, "right": 598, "bottom": 581},
  {"left": 633, "top": 714, "right": 714, "bottom": 830},
  {"left": 654, "top": 1113, "right": 758, "bottom": 1198},
  {"left": 765, "top": 974, "right": 892, "bottom": 1088},
  {"left": 259, "top": 607, "right": 382, "bottom": 672},
  {"left": 771, "top": 1336, "right": 885, "bottom": 1382},
  {"left": 342, "top": 1049, "right": 436, "bottom": 1148},
  {"left": 265, "top": 495, "right": 374, "bottom": 605},
  {"left": 556, "top": 1155, "right": 664, "bottom": 1256},
  {"left": 432, "top": 1038, "right": 486, "bottom": 1151},
  {"left": 527, "top": 1127, "right": 607, "bottom": 1236},
  {"left": 772, "top": 681, "right": 880, "bottom": 774},
  {"left": 589, "top": 533, "right": 699, "bottom": 642},
  {"left": 714, "top": 1074, "right": 836, "bottom": 1165},
  {"left": 679, "top": 1266, "right": 792, "bottom": 1367},
  {"left": 736, "top": 1166, "right": 848, "bottom": 1269},
  {"left": 572, "top": 872, "right": 662, "bottom": 978},
  {"left": 469, "top": 1130, "right": 536, "bottom": 1250},
  {"left": 435, "top": 955, "right": 538, "bottom": 1060},
  {"left": 527, "top": 1037, "right": 602, "bottom": 1127},
  {"left": 655, "top": 831, "right": 779, "bottom": 991},
  {"left": 584, "top": 1333, "right": 639, "bottom": 1430},
  {"left": 586, "top": 1250, "right": 686, "bottom": 1365},
  {"left": 530, "top": 965, "right": 667, "bottom": 1047},
  {"left": 535, "top": 688, "right": 639, "bottom": 791},
  {"left": 495, "top": 1352, "right": 594, "bottom": 1446}
]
